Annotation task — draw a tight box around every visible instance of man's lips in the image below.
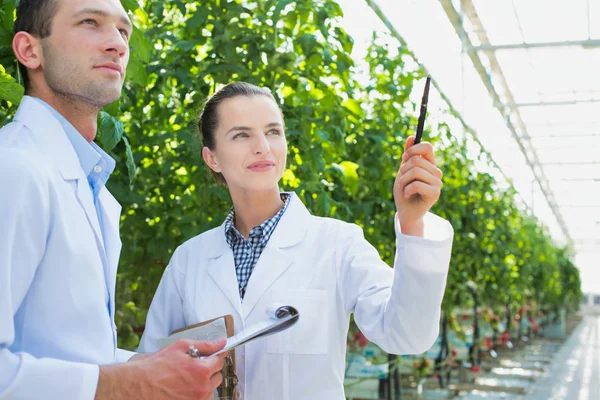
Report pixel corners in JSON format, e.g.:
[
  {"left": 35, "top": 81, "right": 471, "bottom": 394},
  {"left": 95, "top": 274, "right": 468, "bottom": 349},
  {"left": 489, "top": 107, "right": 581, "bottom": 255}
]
[{"left": 94, "top": 62, "right": 123, "bottom": 75}]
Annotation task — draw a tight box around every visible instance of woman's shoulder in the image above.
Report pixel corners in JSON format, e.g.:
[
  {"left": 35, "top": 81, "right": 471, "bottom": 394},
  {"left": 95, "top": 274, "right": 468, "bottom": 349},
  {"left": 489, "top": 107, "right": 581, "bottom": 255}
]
[
  {"left": 171, "top": 225, "right": 225, "bottom": 260},
  {"left": 305, "top": 214, "right": 364, "bottom": 241}
]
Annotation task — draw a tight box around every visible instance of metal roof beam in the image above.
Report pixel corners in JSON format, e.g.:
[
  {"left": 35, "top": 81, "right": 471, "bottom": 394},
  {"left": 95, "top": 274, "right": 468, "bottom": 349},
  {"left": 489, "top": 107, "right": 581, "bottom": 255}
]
[
  {"left": 439, "top": 0, "right": 573, "bottom": 247},
  {"left": 540, "top": 161, "right": 600, "bottom": 166},
  {"left": 468, "top": 39, "right": 600, "bottom": 52},
  {"left": 530, "top": 133, "right": 600, "bottom": 138},
  {"left": 503, "top": 99, "right": 600, "bottom": 108}
]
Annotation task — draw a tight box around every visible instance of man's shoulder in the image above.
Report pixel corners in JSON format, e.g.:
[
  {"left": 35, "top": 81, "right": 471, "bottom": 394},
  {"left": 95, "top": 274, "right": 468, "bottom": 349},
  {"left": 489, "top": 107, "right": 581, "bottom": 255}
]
[
  {"left": 0, "top": 118, "right": 48, "bottom": 161},
  {"left": 0, "top": 122, "right": 54, "bottom": 190}
]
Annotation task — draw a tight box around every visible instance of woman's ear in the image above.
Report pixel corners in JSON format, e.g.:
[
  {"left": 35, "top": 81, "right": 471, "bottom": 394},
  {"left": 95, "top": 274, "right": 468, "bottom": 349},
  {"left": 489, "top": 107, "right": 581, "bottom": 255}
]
[
  {"left": 202, "top": 146, "right": 222, "bottom": 173},
  {"left": 13, "top": 32, "right": 43, "bottom": 72}
]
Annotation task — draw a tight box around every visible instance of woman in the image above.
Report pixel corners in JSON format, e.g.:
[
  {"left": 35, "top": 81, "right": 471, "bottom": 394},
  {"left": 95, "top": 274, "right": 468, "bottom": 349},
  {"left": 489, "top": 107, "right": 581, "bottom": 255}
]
[{"left": 139, "top": 82, "right": 453, "bottom": 400}]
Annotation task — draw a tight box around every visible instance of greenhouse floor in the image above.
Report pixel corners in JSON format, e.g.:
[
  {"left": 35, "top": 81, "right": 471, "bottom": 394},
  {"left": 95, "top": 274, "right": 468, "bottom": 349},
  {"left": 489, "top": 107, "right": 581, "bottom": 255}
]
[
  {"left": 346, "top": 312, "right": 595, "bottom": 399},
  {"left": 527, "top": 313, "right": 600, "bottom": 400}
]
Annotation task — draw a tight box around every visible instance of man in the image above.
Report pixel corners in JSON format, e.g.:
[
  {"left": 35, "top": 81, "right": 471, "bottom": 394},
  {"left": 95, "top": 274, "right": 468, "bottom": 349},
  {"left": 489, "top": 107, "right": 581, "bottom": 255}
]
[{"left": 0, "top": 0, "right": 226, "bottom": 399}]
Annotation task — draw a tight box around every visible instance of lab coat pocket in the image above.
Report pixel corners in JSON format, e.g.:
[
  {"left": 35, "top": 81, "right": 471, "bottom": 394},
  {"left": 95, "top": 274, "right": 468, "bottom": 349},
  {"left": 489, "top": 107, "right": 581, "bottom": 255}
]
[{"left": 267, "top": 289, "right": 329, "bottom": 355}]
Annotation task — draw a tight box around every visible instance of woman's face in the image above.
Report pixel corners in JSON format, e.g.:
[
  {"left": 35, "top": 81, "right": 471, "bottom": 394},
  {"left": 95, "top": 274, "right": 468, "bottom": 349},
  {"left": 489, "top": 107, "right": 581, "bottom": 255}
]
[{"left": 203, "top": 95, "right": 287, "bottom": 194}]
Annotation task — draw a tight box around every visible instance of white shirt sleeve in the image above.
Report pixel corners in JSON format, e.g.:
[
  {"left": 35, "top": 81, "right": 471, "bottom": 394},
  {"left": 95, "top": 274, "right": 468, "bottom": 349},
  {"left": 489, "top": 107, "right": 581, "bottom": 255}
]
[
  {"left": 339, "top": 212, "right": 453, "bottom": 355},
  {"left": 114, "top": 348, "right": 137, "bottom": 363}
]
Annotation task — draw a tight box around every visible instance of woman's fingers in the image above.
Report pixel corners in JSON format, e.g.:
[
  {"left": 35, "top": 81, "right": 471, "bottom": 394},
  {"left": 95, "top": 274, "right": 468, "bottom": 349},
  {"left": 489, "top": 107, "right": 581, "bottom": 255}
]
[{"left": 400, "top": 155, "right": 443, "bottom": 179}]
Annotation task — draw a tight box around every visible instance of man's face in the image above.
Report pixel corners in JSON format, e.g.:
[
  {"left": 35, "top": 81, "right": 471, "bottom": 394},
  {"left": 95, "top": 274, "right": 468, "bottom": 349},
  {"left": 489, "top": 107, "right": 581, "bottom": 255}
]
[{"left": 40, "top": 0, "right": 132, "bottom": 107}]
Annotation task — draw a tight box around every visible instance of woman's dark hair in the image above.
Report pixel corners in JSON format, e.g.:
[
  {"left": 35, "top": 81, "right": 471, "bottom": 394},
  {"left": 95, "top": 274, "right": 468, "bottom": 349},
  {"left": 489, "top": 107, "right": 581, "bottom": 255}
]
[
  {"left": 198, "top": 82, "right": 280, "bottom": 183},
  {"left": 14, "top": 0, "right": 59, "bottom": 91}
]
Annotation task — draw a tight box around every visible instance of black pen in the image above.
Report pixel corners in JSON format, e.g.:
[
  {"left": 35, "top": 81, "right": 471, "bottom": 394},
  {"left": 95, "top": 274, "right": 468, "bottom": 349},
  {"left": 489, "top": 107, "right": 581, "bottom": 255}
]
[{"left": 414, "top": 75, "right": 431, "bottom": 145}]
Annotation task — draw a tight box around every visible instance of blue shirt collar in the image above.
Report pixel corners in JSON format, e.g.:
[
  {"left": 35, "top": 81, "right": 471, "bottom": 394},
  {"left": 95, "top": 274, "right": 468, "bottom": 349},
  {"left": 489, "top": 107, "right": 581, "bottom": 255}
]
[{"left": 32, "top": 97, "right": 116, "bottom": 182}]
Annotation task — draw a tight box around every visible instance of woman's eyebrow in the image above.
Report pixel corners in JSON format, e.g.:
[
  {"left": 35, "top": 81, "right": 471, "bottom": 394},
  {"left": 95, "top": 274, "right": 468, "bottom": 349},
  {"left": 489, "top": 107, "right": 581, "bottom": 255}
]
[{"left": 265, "top": 122, "right": 283, "bottom": 128}]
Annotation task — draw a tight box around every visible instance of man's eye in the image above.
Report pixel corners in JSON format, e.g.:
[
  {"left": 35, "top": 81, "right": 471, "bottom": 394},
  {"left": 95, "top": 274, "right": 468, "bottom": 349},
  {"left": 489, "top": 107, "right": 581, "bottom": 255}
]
[
  {"left": 233, "top": 132, "right": 249, "bottom": 139},
  {"left": 267, "top": 129, "right": 281, "bottom": 136},
  {"left": 82, "top": 19, "right": 97, "bottom": 26}
]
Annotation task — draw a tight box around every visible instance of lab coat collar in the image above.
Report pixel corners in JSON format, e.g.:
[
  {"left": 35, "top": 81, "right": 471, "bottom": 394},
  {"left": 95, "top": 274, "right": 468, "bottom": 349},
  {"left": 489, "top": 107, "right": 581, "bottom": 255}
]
[
  {"left": 14, "top": 96, "right": 84, "bottom": 181},
  {"left": 206, "top": 192, "right": 310, "bottom": 318}
]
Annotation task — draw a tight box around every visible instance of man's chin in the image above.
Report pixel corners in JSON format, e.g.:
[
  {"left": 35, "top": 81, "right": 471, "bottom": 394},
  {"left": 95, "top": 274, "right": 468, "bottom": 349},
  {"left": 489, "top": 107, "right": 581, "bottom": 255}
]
[{"left": 93, "top": 89, "right": 123, "bottom": 108}]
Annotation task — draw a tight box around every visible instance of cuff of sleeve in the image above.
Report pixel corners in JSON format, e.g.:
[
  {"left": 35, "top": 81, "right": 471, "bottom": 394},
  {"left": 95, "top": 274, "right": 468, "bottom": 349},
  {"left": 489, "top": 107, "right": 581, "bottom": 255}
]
[
  {"left": 80, "top": 364, "right": 100, "bottom": 400},
  {"left": 394, "top": 212, "right": 453, "bottom": 274},
  {"left": 114, "top": 348, "right": 137, "bottom": 363},
  {"left": 7, "top": 353, "right": 99, "bottom": 400},
  {"left": 394, "top": 212, "right": 454, "bottom": 245}
]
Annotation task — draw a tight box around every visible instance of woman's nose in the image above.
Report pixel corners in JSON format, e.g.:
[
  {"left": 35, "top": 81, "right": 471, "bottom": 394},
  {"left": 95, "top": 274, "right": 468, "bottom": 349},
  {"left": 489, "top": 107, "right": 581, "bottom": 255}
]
[{"left": 252, "top": 135, "right": 270, "bottom": 154}]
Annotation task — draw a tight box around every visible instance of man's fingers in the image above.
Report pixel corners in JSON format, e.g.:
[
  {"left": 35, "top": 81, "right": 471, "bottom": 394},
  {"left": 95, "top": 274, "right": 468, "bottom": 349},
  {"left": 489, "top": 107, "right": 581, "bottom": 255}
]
[
  {"left": 198, "top": 353, "right": 226, "bottom": 374},
  {"left": 193, "top": 338, "right": 227, "bottom": 356},
  {"left": 176, "top": 338, "right": 226, "bottom": 356},
  {"left": 209, "top": 369, "right": 224, "bottom": 387}
]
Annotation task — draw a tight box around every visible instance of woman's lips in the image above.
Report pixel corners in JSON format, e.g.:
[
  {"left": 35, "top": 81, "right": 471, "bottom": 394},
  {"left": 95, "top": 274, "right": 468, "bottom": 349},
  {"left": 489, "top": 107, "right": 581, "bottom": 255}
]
[{"left": 247, "top": 161, "right": 275, "bottom": 172}]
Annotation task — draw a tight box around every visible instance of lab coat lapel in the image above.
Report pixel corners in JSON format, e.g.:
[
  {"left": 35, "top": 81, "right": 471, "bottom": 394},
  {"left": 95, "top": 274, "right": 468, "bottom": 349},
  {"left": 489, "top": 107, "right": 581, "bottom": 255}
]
[
  {"left": 97, "top": 189, "right": 123, "bottom": 318},
  {"left": 206, "top": 228, "right": 244, "bottom": 318},
  {"left": 241, "top": 193, "right": 310, "bottom": 319},
  {"left": 14, "top": 97, "right": 106, "bottom": 251}
]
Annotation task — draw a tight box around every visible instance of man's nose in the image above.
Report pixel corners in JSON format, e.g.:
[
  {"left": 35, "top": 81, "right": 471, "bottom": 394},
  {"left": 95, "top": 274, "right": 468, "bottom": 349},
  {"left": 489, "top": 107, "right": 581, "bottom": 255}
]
[{"left": 103, "top": 27, "right": 129, "bottom": 58}]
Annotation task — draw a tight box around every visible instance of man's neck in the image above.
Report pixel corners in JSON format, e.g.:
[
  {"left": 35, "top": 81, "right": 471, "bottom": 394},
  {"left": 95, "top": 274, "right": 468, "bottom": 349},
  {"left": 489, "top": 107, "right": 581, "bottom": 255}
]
[{"left": 28, "top": 89, "right": 100, "bottom": 143}]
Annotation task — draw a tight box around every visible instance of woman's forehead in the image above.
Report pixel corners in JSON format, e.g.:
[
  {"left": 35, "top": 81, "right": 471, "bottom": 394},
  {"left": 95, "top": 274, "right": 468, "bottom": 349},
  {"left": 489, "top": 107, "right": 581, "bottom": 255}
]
[{"left": 217, "top": 96, "right": 283, "bottom": 127}]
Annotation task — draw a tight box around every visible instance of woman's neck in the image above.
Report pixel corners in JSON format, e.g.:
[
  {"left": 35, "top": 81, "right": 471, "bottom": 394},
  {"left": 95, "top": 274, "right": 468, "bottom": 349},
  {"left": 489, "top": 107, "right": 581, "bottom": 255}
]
[{"left": 229, "top": 188, "right": 285, "bottom": 238}]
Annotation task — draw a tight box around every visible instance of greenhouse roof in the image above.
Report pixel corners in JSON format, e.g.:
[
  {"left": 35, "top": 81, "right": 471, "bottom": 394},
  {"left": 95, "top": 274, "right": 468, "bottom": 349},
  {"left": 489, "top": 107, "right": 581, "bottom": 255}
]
[{"left": 340, "top": 0, "right": 600, "bottom": 291}]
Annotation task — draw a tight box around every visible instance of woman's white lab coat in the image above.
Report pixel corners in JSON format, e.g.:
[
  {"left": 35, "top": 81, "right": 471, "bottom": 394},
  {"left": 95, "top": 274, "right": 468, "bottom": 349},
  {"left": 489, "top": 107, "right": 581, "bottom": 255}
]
[{"left": 139, "top": 193, "right": 453, "bottom": 400}]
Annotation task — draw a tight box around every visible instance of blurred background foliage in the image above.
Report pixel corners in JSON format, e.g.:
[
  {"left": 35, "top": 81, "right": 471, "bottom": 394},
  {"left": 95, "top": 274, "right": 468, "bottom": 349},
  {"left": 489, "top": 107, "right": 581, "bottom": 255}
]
[{"left": 0, "top": 0, "right": 581, "bottom": 350}]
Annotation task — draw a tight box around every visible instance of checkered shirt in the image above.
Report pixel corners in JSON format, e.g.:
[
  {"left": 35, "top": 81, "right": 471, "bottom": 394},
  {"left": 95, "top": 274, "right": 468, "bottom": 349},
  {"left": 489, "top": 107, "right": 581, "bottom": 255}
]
[{"left": 224, "top": 193, "right": 291, "bottom": 299}]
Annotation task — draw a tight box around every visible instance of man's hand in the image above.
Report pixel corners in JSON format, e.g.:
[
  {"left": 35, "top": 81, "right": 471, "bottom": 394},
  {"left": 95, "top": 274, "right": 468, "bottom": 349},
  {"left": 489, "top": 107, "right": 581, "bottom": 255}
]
[
  {"left": 96, "top": 338, "right": 227, "bottom": 400},
  {"left": 393, "top": 136, "right": 443, "bottom": 237}
]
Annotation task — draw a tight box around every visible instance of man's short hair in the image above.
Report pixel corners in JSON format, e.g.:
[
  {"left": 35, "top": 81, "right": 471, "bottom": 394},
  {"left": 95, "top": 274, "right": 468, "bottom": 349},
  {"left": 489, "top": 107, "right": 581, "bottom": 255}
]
[{"left": 14, "top": 0, "right": 59, "bottom": 90}]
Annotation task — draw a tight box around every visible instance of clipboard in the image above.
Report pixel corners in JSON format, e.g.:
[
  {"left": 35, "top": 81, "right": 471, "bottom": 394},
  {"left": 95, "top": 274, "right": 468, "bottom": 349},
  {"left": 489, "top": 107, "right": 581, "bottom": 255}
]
[{"left": 156, "top": 305, "right": 300, "bottom": 400}]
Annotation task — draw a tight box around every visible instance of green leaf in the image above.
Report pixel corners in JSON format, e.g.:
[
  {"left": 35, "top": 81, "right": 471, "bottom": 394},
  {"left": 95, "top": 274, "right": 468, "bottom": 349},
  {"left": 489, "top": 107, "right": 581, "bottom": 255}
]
[
  {"left": 332, "top": 161, "right": 359, "bottom": 195},
  {"left": 273, "top": 0, "right": 294, "bottom": 18},
  {"left": 342, "top": 98, "right": 363, "bottom": 117},
  {"left": 186, "top": 7, "right": 209, "bottom": 31},
  {"left": 177, "top": 40, "right": 197, "bottom": 52},
  {"left": 0, "top": 64, "right": 23, "bottom": 105},
  {"left": 203, "top": 63, "right": 249, "bottom": 76},
  {"left": 2, "top": 0, "right": 17, "bottom": 32},
  {"left": 103, "top": 99, "right": 121, "bottom": 116},
  {"left": 99, "top": 111, "right": 124, "bottom": 151},
  {"left": 125, "top": 55, "right": 148, "bottom": 87},
  {"left": 120, "top": 0, "right": 139, "bottom": 12},
  {"left": 129, "top": 27, "right": 151, "bottom": 63},
  {"left": 298, "top": 33, "right": 317, "bottom": 56},
  {"left": 122, "top": 135, "right": 137, "bottom": 187}
]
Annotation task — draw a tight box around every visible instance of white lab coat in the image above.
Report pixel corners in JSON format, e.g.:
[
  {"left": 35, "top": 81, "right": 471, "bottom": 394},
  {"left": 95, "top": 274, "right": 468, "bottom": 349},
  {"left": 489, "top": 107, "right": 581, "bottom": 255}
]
[
  {"left": 0, "top": 97, "right": 133, "bottom": 400},
  {"left": 139, "top": 193, "right": 453, "bottom": 400}
]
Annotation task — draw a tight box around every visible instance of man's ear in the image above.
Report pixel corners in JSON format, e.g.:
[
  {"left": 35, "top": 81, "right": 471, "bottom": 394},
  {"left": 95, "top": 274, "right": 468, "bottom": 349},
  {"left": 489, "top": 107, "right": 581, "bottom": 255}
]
[
  {"left": 202, "top": 146, "right": 222, "bottom": 173},
  {"left": 12, "top": 32, "right": 43, "bottom": 72}
]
